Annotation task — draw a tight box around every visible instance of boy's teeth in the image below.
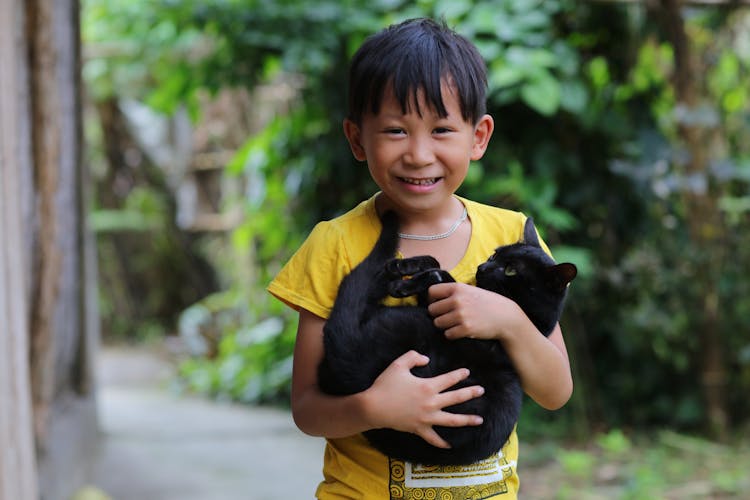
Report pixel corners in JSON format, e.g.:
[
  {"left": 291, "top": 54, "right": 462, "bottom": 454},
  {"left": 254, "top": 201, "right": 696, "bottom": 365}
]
[{"left": 402, "top": 177, "right": 437, "bottom": 185}]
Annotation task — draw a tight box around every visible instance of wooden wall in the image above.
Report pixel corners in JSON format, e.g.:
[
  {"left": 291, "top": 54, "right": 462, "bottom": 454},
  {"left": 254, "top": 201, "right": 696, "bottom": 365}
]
[
  {"left": 0, "top": 0, "right": 99, "bottom": 498},
  {"left": 0, "top": 0, "right": 39, "bottom": 496}
]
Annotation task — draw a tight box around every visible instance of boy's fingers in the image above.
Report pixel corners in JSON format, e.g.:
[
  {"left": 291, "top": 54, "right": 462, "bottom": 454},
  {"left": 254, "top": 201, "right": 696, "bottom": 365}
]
[
  {"left": 443, "top": 324, "right": 472, "bottom": 340},
  {"left": 392, "top": 350, "right": 429, "bottom": 369},
  {"left": 420, "top": 412, "right": 484, "bottom": 449},
  {"left": 434, "top": 410, "right": 484, "bottom": 428},
  {"left": 437, "top": 384, "right": 485, "bottom": 408},
  {"left": 427, "top": 282, "right": 454, "bottom": 302},
  {"left": 433, "top": 367, "right": 470, "bottom": 391},
  {"left": 427, "top": 300, "right": 451, "bottom": 318},
  {"left": 420, "top": 428, "right": 451, "bottom": 449}
]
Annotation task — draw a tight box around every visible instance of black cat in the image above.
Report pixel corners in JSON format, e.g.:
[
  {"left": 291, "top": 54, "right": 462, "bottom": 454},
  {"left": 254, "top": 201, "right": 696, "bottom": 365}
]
[{"left": 318, "top": 211, "right": 577, "bottom": 465}]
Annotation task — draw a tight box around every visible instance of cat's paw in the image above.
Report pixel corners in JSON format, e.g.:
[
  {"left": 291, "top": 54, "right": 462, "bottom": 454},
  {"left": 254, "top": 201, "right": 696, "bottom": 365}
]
[
  {"left": 385, "top": 256, "right": 440, "bottom": 277},
  {"left": 389, "top": 269, "right": 454, "bottom": 297}
]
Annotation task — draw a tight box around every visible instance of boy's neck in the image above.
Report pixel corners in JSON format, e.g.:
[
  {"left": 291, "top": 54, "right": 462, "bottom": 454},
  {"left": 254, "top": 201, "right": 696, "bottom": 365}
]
[{"left": 374, "top": 193, "right": 465, "bottom": 228}]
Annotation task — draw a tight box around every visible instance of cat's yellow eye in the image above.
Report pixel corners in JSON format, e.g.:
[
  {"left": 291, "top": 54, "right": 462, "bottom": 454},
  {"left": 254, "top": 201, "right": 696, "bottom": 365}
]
[{"left": 504, "top": 266, "right": 517, "bottom": 276}]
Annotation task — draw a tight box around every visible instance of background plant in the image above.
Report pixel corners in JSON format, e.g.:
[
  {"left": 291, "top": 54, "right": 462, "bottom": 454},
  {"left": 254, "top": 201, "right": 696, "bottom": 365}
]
[{"left": 82, "top": 0, "right": 750, "bottom": 438}]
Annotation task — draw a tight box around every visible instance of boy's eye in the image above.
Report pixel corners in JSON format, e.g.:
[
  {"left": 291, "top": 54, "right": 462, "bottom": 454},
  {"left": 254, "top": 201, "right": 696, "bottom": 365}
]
[
  {"left": 433, "top": 127, "right": 452, "bottom": 134},
  {"left": 384, "top": 128, "right": 405, "bottom": 135}
]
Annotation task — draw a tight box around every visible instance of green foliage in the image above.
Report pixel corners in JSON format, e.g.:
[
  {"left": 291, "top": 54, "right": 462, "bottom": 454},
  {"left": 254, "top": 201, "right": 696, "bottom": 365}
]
[
  {"left": 90, "top": 187, "right": 165, "bottom": 232},
  {"left": 87, "top": 0, "right": 593, "bottom": 404},
  {"left": 572, "top": 10, "right": 750, "bottom": 430},
  {"left": 522, "top": 430, "right": 750, "bottom": 498},
  {"left": 558, "top": 449, "right": 596, "bottom": 479},
  {"left": 83, "top": 0, "right": 750, "bottom": 434},
  {"left": 177, "top": 291, "right": 297, "bottom": 405},
  {"left": 175, "top": 110, "right": 309, "bottom": 402}
]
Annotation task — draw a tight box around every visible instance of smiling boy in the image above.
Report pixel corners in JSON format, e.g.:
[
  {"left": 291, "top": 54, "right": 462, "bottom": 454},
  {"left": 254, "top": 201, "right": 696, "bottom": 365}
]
[{"left": 268, "top": 18, "right": 572, "bottom": 499}]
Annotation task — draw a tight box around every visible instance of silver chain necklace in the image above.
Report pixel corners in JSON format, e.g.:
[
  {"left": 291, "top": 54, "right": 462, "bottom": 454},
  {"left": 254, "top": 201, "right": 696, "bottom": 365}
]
[{"left": 397, "top": 207, "right": 468, "bottom": 241}]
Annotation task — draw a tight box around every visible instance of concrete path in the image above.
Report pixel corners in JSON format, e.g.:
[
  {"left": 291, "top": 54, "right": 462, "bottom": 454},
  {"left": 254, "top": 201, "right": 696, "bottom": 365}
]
[{"left": 89, "top": 346, "right": 325, "bottom": 500}]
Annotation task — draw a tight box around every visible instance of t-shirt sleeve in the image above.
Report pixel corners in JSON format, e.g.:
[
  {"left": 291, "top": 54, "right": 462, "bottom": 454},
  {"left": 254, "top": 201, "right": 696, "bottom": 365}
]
[{"left": 267, "top": 221, "right": 350, "bottom": 320}]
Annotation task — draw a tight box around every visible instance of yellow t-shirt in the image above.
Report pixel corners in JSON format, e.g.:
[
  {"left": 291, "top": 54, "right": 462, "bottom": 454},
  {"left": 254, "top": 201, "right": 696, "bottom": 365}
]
[{"left": 268, "top": 195, "right": 539, "bottom": 499}]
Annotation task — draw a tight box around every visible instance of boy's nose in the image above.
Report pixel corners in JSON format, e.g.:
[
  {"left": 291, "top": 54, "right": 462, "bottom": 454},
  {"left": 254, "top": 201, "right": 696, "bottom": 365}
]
[{"left": 404, "top": 136, "right": 435, "bottom": 167}]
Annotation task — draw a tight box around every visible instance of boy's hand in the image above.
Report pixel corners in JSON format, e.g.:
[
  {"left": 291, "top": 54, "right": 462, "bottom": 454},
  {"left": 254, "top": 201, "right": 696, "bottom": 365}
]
[
  {"left": 427, "top": 282, "right": 524, "bottom": 341},
  {"left": 363, "top": 350, "right": 484, "bottom": 449},
  {"left": 427, "top": 283, "right": 574, "bottom": 410}
]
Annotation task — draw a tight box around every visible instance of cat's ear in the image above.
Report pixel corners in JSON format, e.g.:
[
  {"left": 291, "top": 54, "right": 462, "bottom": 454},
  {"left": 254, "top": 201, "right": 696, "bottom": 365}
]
[
  {"left": 523, "top": 217, "right": 541, "bottom": 247},
  {"left": 547, "top": 263, "right": 577, "bottom": 291}
]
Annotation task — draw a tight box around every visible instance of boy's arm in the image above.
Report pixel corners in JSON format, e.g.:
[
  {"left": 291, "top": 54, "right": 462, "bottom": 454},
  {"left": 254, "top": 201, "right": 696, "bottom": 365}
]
[
  {"left": 502, "top": 321, "right": 572, "bottom": 410},
  {"left": 291, "top": 308, "right": 486, "bottom": 447},
  {"left": 427, "top": 283, "right": 573, "bottom": 410}
]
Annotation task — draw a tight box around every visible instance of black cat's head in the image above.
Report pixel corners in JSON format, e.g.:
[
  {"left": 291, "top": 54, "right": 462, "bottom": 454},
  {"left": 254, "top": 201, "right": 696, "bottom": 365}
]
[{"left": 475, "top": 218, "right": 577, "bottom": 334}]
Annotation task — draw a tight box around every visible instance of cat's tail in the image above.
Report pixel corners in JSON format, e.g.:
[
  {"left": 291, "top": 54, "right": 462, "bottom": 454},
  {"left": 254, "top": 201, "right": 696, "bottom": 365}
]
[
  {"left": 319, "top": 211, "right": 400, "bottom": 395},
  {"left": 341, "top": 210, "right": 401, "bottom": 286},
  {"left": 365, "top": 210, "right": 400, "bottom": 270},
  {"left": 326, "top": 210, "right": 400, "bottom": 321},
  {"left": 350, "top": 210, "right": 401, "bottom": 304}
]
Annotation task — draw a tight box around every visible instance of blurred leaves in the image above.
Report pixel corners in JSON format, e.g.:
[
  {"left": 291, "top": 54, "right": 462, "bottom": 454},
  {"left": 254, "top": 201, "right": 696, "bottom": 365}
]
[
  {"left": 83, "top": 0, "right": 750, "bottom": 432},
  {"left": 532, "top": 429, "right": 750, "bottom": 498}
]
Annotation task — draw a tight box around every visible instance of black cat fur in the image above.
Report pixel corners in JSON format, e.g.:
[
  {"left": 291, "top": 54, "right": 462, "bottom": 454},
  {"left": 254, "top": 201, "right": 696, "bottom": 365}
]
[{"left": 317, "top": 211, "right": 577, "bottom": 465}]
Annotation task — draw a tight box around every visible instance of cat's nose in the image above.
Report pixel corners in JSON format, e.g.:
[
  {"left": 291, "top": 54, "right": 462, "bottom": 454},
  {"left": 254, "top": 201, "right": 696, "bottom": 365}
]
[{"left": 477, "top": 262, "right": 489, "bottom": 274}]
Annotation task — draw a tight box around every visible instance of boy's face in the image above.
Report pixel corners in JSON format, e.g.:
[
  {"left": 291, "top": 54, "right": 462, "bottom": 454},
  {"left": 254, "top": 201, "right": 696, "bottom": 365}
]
[{"left": 344, "top": 81, "right": 493, "bottom": 217}]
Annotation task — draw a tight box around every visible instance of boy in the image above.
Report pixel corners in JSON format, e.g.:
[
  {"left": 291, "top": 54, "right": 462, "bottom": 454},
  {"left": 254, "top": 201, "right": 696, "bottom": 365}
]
[{"left": 268, "top": 18, "right": 572, "bottom": 499}]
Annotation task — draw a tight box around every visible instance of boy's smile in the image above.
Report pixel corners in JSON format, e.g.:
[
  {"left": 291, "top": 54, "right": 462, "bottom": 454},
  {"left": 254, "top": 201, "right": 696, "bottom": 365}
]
[
  {"left": 400, "top": 176, "right": 441, "bottom": 192},
  {"left": 401, "top": 177, "right": 439, "bottom": 186},
  {"left": 344, "top": 81, "right": 494, "bottom": 221}
]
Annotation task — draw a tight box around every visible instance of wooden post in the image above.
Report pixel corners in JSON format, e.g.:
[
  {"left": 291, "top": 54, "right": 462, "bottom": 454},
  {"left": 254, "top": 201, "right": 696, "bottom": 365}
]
[
  {"left": 0, "top": 0, "right": 40, "bottom": 497},
  {"left": 25, "top": 0, "right": 101, "bottom": 497},
  {"left": 2, "top": 0, "right": 96, "bottom": 497}
]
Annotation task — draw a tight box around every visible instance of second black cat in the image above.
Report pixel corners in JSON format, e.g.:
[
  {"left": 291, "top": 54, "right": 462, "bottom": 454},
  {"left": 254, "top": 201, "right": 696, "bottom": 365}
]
[{"left": 318, "top": 211, "right": 577, "bottom": 465}]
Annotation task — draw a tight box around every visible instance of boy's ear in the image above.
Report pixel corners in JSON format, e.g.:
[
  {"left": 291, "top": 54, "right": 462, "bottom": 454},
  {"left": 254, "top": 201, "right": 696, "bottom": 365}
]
[
  {"left": 343, "top": 119, "right": 367, "bottom": 161},
  {"left": 470, "top": 114, "right": 494, "bottom": 161}
]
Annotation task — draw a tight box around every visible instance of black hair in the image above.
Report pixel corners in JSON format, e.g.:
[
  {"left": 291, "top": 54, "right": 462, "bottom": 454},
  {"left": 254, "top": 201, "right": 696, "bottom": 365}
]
[{"left": 347, "top": 18, "right": 487, "bottom": 126}]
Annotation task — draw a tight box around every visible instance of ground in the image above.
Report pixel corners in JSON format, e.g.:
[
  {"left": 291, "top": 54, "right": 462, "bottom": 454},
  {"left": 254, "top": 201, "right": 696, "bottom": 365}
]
[
  {"left": 86, "top": 345, "right": 324, "bottom": 500},
  {"left": 84, "top": 344, "right": 750, "bottom": 500}
]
